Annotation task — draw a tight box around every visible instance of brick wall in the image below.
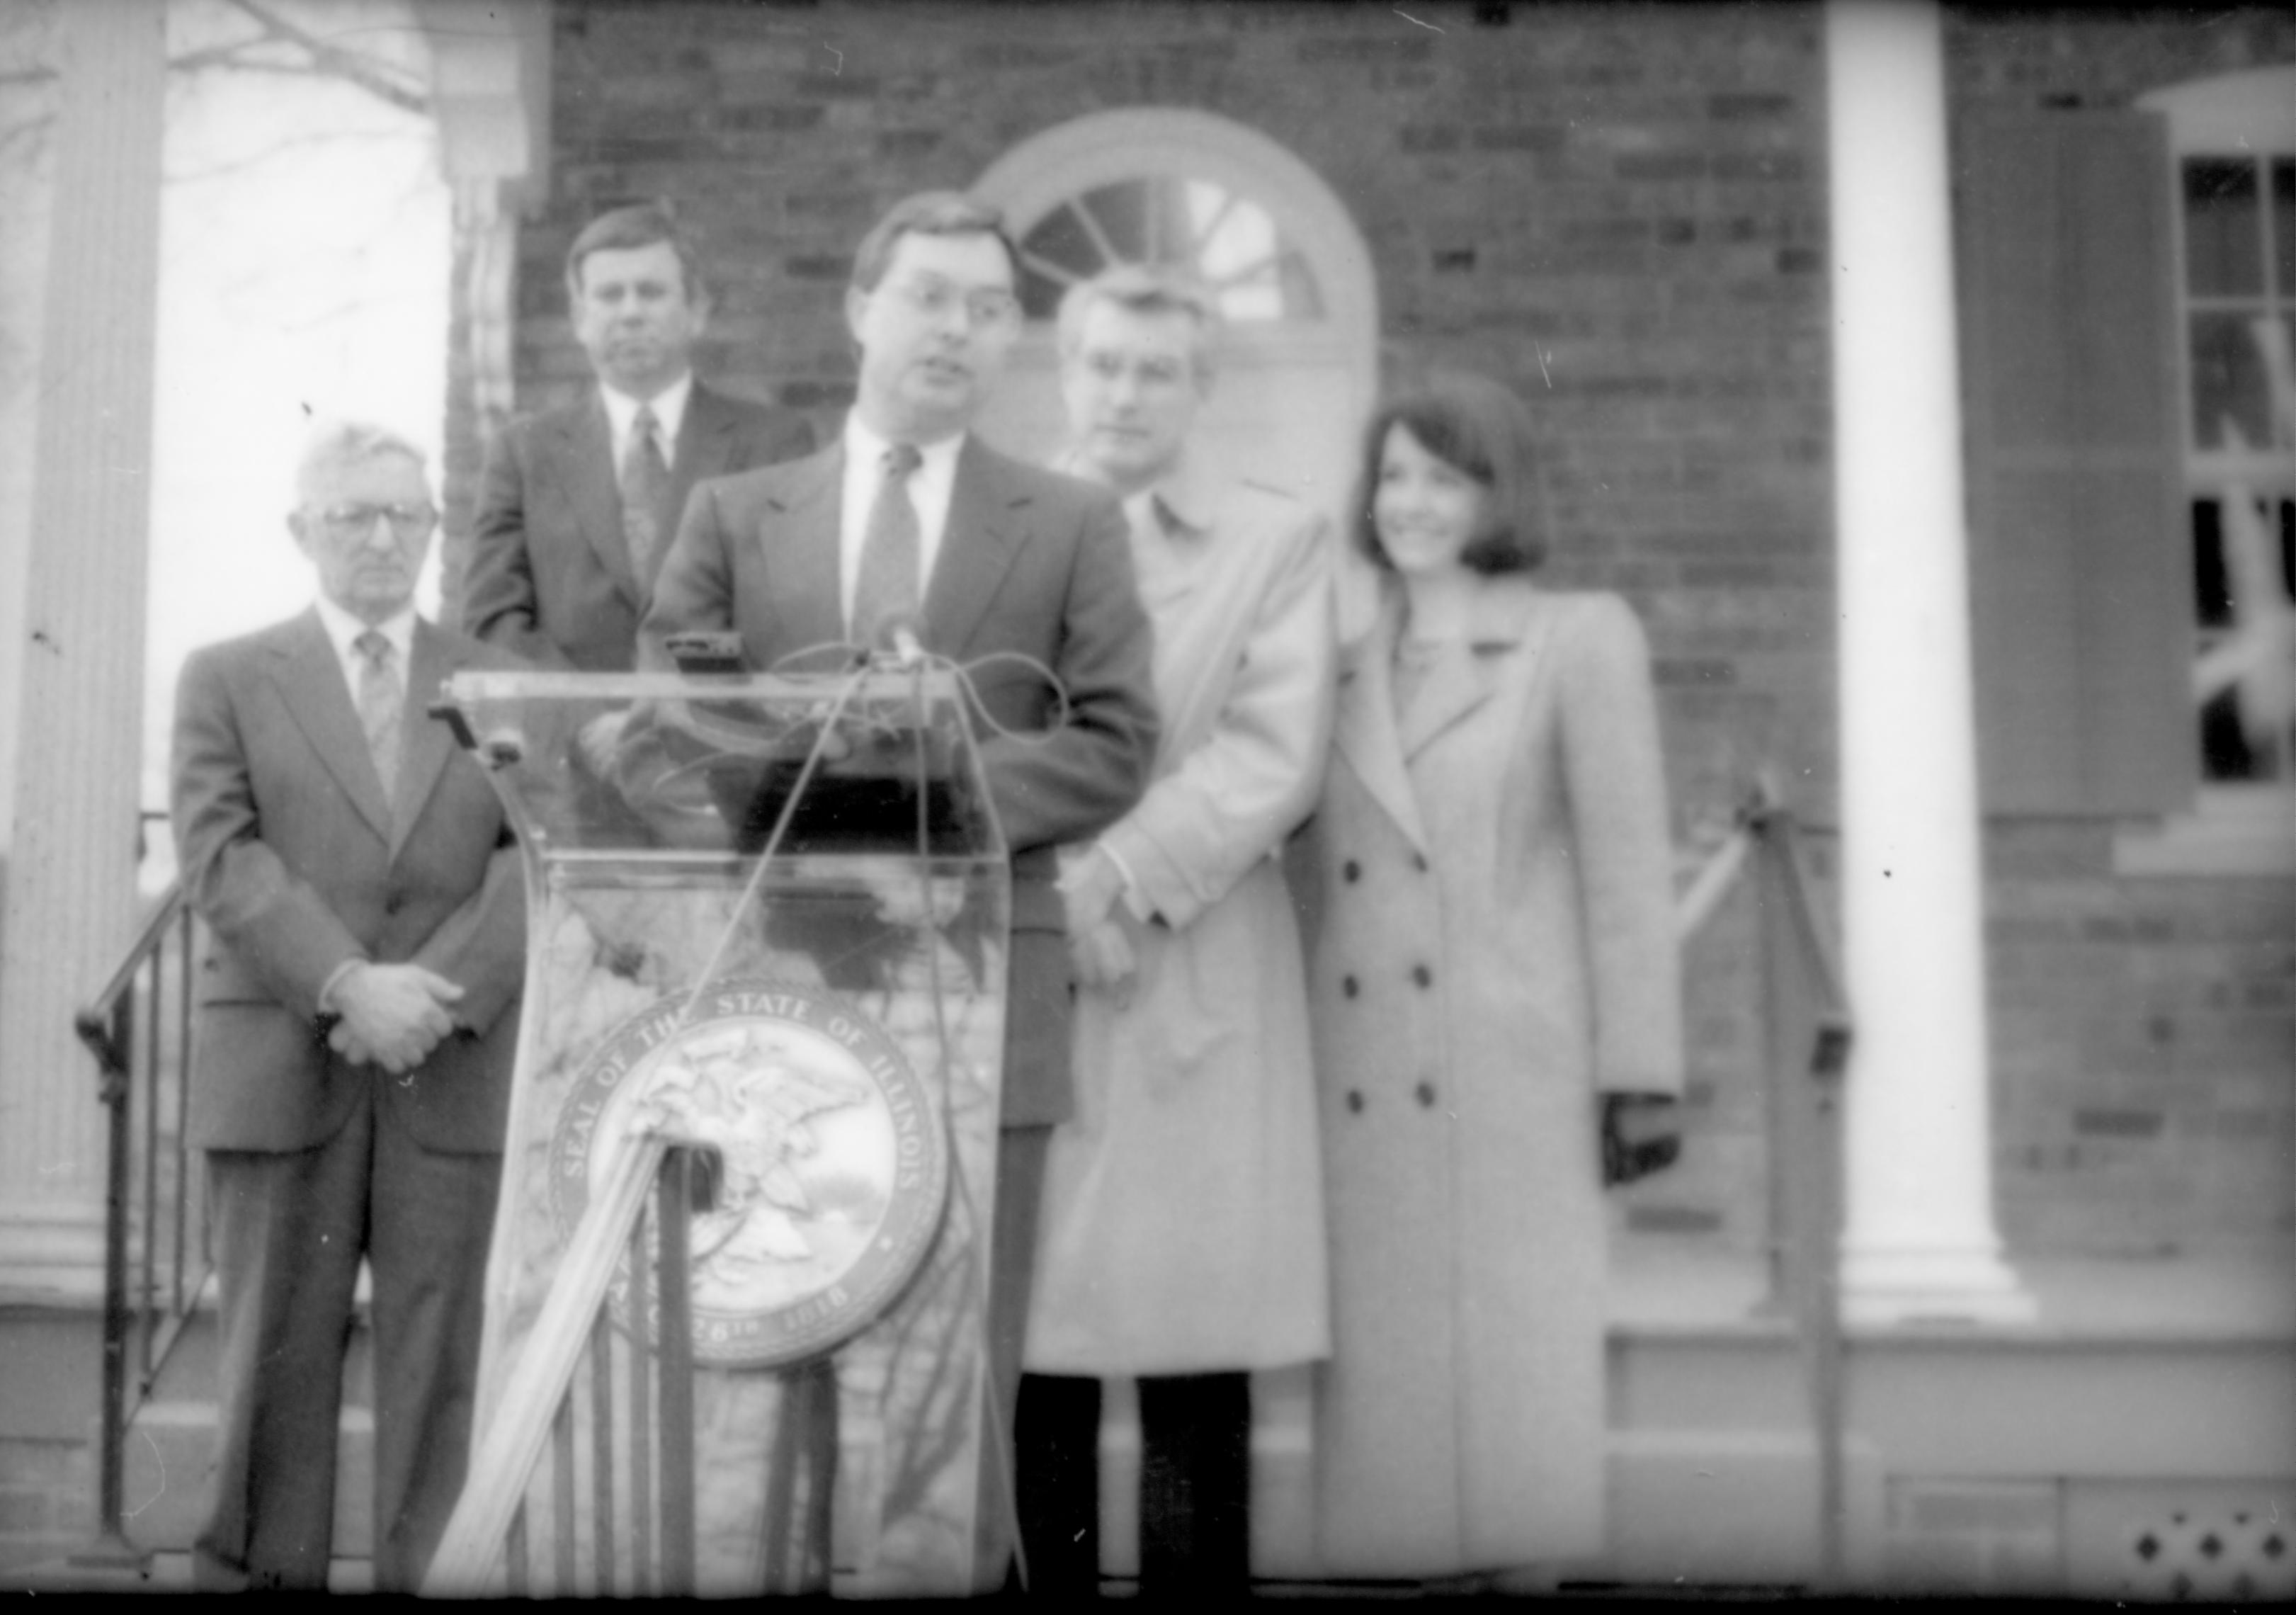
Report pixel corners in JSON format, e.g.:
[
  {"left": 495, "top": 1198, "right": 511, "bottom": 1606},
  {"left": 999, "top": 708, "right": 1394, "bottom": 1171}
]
[{"left": 443, "top": 0, "right": 2294, "bottom": 1257}]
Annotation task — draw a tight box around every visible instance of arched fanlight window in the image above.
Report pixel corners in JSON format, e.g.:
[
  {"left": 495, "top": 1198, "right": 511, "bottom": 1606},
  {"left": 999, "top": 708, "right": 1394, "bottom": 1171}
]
[
  {"left": 972, "top": 109, "right": 1376, "bottom": 559},
  {"left": 1013, "top": 176, "right": 1326, "bottom": 324}
]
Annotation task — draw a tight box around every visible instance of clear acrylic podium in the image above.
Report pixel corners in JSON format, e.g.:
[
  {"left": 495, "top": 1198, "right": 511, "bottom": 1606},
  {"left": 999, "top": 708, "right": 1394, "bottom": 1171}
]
[{"left": 422, "top": 666, "right": 1010, "bottom": 1598}]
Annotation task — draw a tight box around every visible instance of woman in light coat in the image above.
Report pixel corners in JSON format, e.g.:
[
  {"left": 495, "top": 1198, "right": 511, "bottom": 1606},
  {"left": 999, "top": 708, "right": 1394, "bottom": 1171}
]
[
  {"left": 1307, "top": 372, "right": 1684, "bottom": 1587},
  {"left": 1019, "top": 267, "right": 1337, "bottom": 1594}
]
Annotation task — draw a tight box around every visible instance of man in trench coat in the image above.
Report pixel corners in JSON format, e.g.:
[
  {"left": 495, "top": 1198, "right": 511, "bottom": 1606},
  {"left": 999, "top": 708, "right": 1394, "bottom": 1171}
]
[{"left": 1016, "top": 265, "right": 1337, "bottom": 1596}]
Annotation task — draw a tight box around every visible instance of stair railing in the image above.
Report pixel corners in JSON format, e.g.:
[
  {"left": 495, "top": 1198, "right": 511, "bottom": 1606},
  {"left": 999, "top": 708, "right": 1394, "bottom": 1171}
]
[
  {"left": 69, "top": 872, "right": 210, "bottom": 1572},
  {"left": 1673, "top": 774, "right": 1855, "bottom": 1587}
]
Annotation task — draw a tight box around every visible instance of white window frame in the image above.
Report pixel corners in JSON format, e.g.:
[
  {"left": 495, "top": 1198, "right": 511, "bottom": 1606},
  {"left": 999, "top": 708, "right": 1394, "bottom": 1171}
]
[{"left": 2117, "top": 67, "right": 2296, "bottom": 877}]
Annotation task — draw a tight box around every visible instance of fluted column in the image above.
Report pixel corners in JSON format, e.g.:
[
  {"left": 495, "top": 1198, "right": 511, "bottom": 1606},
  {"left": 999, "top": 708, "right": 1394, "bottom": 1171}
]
[
  {"left": 1826, "top": 0, "right": 2033, "bottom": 1326},
  {"left": 0, "top": 0, "right": 167, "bottom": 1293}
]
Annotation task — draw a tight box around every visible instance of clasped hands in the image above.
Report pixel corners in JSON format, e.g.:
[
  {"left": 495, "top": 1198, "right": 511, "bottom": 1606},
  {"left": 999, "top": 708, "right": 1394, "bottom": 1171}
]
[
  {"left": 326, "top": 962, "right": 466, "bottom": 1074},
  {"left": 1060, "top": 845, "right": 1139, "bottom": 1008}
]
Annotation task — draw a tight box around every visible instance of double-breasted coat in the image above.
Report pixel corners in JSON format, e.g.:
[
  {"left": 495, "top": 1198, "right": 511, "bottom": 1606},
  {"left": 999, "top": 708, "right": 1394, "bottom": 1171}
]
[
  {"left": 1025, "top": 461, "right": 1337, "bottom": 1375},
  {"left": 1306, "top": 578, "right": 1683, "bottom": 1577}
]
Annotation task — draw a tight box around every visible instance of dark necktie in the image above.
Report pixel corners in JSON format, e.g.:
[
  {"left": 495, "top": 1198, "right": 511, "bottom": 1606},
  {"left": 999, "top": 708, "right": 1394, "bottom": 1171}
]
[
  {"left": 851, "top": 443, "right": 923, "bottom": 644},
  {"left": 621, "top": 403, "right": 671, "bottom": 584},
  {"left": 353, "top": 629, "right": 402, "bottom": 810}
]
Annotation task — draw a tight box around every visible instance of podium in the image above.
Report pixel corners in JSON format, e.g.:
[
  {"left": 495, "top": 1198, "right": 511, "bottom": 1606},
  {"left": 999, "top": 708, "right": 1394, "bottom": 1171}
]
[{"left": 423, "top": 666, "right": 1010, "bottom": 1598}]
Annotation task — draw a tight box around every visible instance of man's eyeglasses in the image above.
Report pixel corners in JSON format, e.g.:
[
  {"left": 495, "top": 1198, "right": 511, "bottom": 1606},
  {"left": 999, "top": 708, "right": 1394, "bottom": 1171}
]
[
  {"left": 316, "top": 504, "right": 438, "bottom": 540},
  {"left": 886, "top": 277, "right": 1021, "bottom": 331}
]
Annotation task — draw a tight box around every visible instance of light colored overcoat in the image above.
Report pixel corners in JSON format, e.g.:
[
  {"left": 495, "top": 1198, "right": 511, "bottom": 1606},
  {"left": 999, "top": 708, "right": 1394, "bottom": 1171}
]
[
  {"left": 1025, "top": 460, "right": 1337, "bottom": 1373},
  {"left": 1307, "top": 578, "right": 1683, "bottom": 1577}
]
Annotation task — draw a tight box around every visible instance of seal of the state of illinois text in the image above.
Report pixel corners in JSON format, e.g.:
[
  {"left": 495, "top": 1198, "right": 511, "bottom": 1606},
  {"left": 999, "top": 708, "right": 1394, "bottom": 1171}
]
[{"left": 550, "top": 978, "right": 948, "bottom": 1367}]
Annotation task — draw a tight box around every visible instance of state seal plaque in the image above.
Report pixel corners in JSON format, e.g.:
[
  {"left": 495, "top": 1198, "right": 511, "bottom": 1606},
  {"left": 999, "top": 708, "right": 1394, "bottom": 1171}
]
[{"left": 550, "top": 978, "right": 949, "bottom": 1368}]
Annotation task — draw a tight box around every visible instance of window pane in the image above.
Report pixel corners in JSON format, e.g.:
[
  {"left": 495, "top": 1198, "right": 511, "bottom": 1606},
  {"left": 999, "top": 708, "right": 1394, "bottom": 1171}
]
[
  {"left": 2191, "top": 498, "right": 2232, "bottom": 629},
  {"left": 2193, "top": 493, "right": 2296, "bottom": 783},
  {"left": 2200, "top": 685, "right": 2262, "bottom": 779},
  {"left": 2188, "top": 310, "right": 2277, "bottom": 449},
  {"left": 2275, "top": 159, "right": 2296, "bottom": 294},
  {"left": 1276, "top": 248, "right": 1326, "bottom": 320},
  {"left": 1016, "top": 203, "right": 1100, "bottom": 321},
  {"left": 2183, "top": 157, "right": 2261, "bottom": 296},
  {"left": 1081, "top": 181, "right": 1152, "bottom": 264}
]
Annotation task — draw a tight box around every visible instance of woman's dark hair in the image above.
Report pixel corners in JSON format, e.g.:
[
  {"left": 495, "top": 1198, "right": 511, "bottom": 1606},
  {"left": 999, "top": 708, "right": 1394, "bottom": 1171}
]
[{"left": 1351, "top": 370, "right": 1550, "bottom": 576}]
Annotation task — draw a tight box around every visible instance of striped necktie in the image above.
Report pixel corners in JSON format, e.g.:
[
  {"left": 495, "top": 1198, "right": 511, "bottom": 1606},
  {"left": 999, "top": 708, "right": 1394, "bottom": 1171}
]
[
  {"left": 851, "top": 443, "right": 923, "bottom": 645},
  {"left": 622, "top": 403, "right": 671, "bottom": 584},
  {"left": 353, "top": 629, "right": 403, "bottom": 808}
]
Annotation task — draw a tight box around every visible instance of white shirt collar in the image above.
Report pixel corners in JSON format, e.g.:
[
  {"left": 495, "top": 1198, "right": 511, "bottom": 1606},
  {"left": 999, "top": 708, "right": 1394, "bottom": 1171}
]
[
  {"left": 1056, "top": 446, "right": 1210, "bottom": 543},
  {"left": 601, "top": 372, "right": 695, "bottom": 466}
]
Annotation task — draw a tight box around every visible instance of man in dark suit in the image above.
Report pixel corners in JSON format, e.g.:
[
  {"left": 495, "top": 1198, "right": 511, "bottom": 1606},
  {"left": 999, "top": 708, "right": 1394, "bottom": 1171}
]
[
  {"left": 172, "top": 423, "right": 525, "bottom": 1592},
  {"left": 639, "top": 191, "right": 1158, "bottom": 1588},
  {"left": 462, "top": 202, "right": 815, "bottom": 670}
]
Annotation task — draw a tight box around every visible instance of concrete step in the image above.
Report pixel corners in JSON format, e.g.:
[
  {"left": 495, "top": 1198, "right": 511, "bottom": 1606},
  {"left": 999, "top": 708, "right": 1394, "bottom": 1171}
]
[
  {"left": 118, "top": 1399, "right": 375, "bottom": 1559},
  {"left": 3, "top": 1548, "right": 373, "bottom": 1594},
  {"left": 131, "top": 1286, "right": 376, "bottom": 1409}
]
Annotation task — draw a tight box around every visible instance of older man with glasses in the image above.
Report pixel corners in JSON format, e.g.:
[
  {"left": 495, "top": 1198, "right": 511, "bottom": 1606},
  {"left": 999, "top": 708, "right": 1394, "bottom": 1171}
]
[{"left": 171, "top": 421, "right": 526, "bottom": 1592}]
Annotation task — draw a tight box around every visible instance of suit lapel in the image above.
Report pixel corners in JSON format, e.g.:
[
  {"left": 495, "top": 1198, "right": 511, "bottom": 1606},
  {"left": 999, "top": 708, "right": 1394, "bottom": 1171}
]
[
  {"left": 1331, "top": 593, "right": 1429, "bottom": 852},
  {"left": 926, "top": 439, "right": 1028, "bottom": 659},
  {"left": 554, "top": 397, "right": 638, "bottom": 608},
  {"left": 388, "top": 622, "right": 460, "bottom": 860},
  {"left": 668, "top": 383, "right": 733, "bottom": 543},
  {"left": 758, "top": 446, "right": 847, "bottom": 653},
  {"left": 1397, "top": 642, "right": 1494, "bottom": 760},
  {"left": 271, "top": 610, "right": 393, "bottom": 844}
]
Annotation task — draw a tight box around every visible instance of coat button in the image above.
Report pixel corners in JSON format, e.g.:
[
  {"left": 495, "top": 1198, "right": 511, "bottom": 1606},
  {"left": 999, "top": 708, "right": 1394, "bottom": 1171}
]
[
  {"left": 1346, "top": 1089, "right": 1365, "bottom": 1114},
  {"left": 1411, "top": 963, "right": 1432, "bottom": 989},
  {"left": 1343, "top": 859, "right": 1361, "bottom": 883},
  {"left": 1416, "top": 1081, "right": 1437, "bottom": 1109},
  {"left": 1413, "top": 851, "right": 1430, "bottom": 873},
  {"left": 1342, "top": 975, "right": 1359, "bottom": 999},
  {"left": 385, "top": 892, "right": 406, "bottom": 916}
]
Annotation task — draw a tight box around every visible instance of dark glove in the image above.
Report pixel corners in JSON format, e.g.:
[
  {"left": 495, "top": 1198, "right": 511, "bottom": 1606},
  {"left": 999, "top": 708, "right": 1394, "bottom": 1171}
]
[{"left": 1601, "top": 1092, "right": 1682, "bottom": 1187}]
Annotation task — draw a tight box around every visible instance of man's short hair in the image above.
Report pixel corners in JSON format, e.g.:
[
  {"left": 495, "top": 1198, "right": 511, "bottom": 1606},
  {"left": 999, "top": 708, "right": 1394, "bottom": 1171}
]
[
  {"left": 849, "top": 191, "right": 1021, "bottom": 293},
  {"left": 295, "top": 420, "right": 427, "bottom": 506},
  {"left": 1055, "top": 264, "right": 1223, "bottom": 389},
  {"left": 564, "top": 202, "right": 707, "bottom": 302},
  {"left": 1351, "top": 371, "right": 1551, "bottom": 577}
]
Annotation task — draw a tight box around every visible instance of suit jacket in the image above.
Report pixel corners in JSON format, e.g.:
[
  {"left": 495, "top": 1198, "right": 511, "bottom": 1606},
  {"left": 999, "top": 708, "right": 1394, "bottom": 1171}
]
[
  {"left": 637, "top": 436, "right": 1160, "bottom": 1126},
  {"left": 170, "top": 611, "right": 528, "bottom": 1155},
  {"left": 463, "top": 381, "right": 817, "bottom": 672}
]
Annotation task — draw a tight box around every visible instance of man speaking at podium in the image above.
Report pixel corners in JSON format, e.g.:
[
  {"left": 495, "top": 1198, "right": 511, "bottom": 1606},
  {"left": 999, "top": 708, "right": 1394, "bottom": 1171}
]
[
  {"left": 640, "top": 191, "right": 1158, "bottom": 1587},
  {"left": 171, "top": 424, "right": 525, "bottom": 1592}
]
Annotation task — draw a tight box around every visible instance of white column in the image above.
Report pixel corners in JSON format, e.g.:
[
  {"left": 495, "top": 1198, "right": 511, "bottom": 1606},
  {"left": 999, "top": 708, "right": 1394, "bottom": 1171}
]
[
  {"left": 0, "top": 0, "right": 167, "bottom": 1293},
  {"left": 1826, "top": 0, "right": 2033, "bottom": 1326}
]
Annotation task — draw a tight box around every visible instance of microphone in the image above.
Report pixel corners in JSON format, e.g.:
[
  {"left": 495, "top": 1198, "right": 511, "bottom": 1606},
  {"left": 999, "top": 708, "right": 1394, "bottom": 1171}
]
[{"left": 869, "top": 611, "right": 926, "bottom": 670}]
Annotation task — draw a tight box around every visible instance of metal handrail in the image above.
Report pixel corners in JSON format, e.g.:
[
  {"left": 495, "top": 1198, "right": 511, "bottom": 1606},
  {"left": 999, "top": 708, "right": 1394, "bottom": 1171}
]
[
  {"left": 1672, "top": 774, "right": 1855, "bottom": 1589},
  {"left": 69, "top": 876, "right": 210, "bottom": 1572}
]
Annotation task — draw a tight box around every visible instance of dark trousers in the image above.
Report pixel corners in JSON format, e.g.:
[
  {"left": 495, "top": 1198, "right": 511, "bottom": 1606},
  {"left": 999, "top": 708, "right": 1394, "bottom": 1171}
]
[
  {"left": 1017, "top": 1370, "right": 1251, "bottom": 1597},
  {"left": 193, "top": 1089, "right": 499, "bottom": 1593},
  {"left": 976, "top": 1123, "right": 1051, "bottom": 1590}
]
